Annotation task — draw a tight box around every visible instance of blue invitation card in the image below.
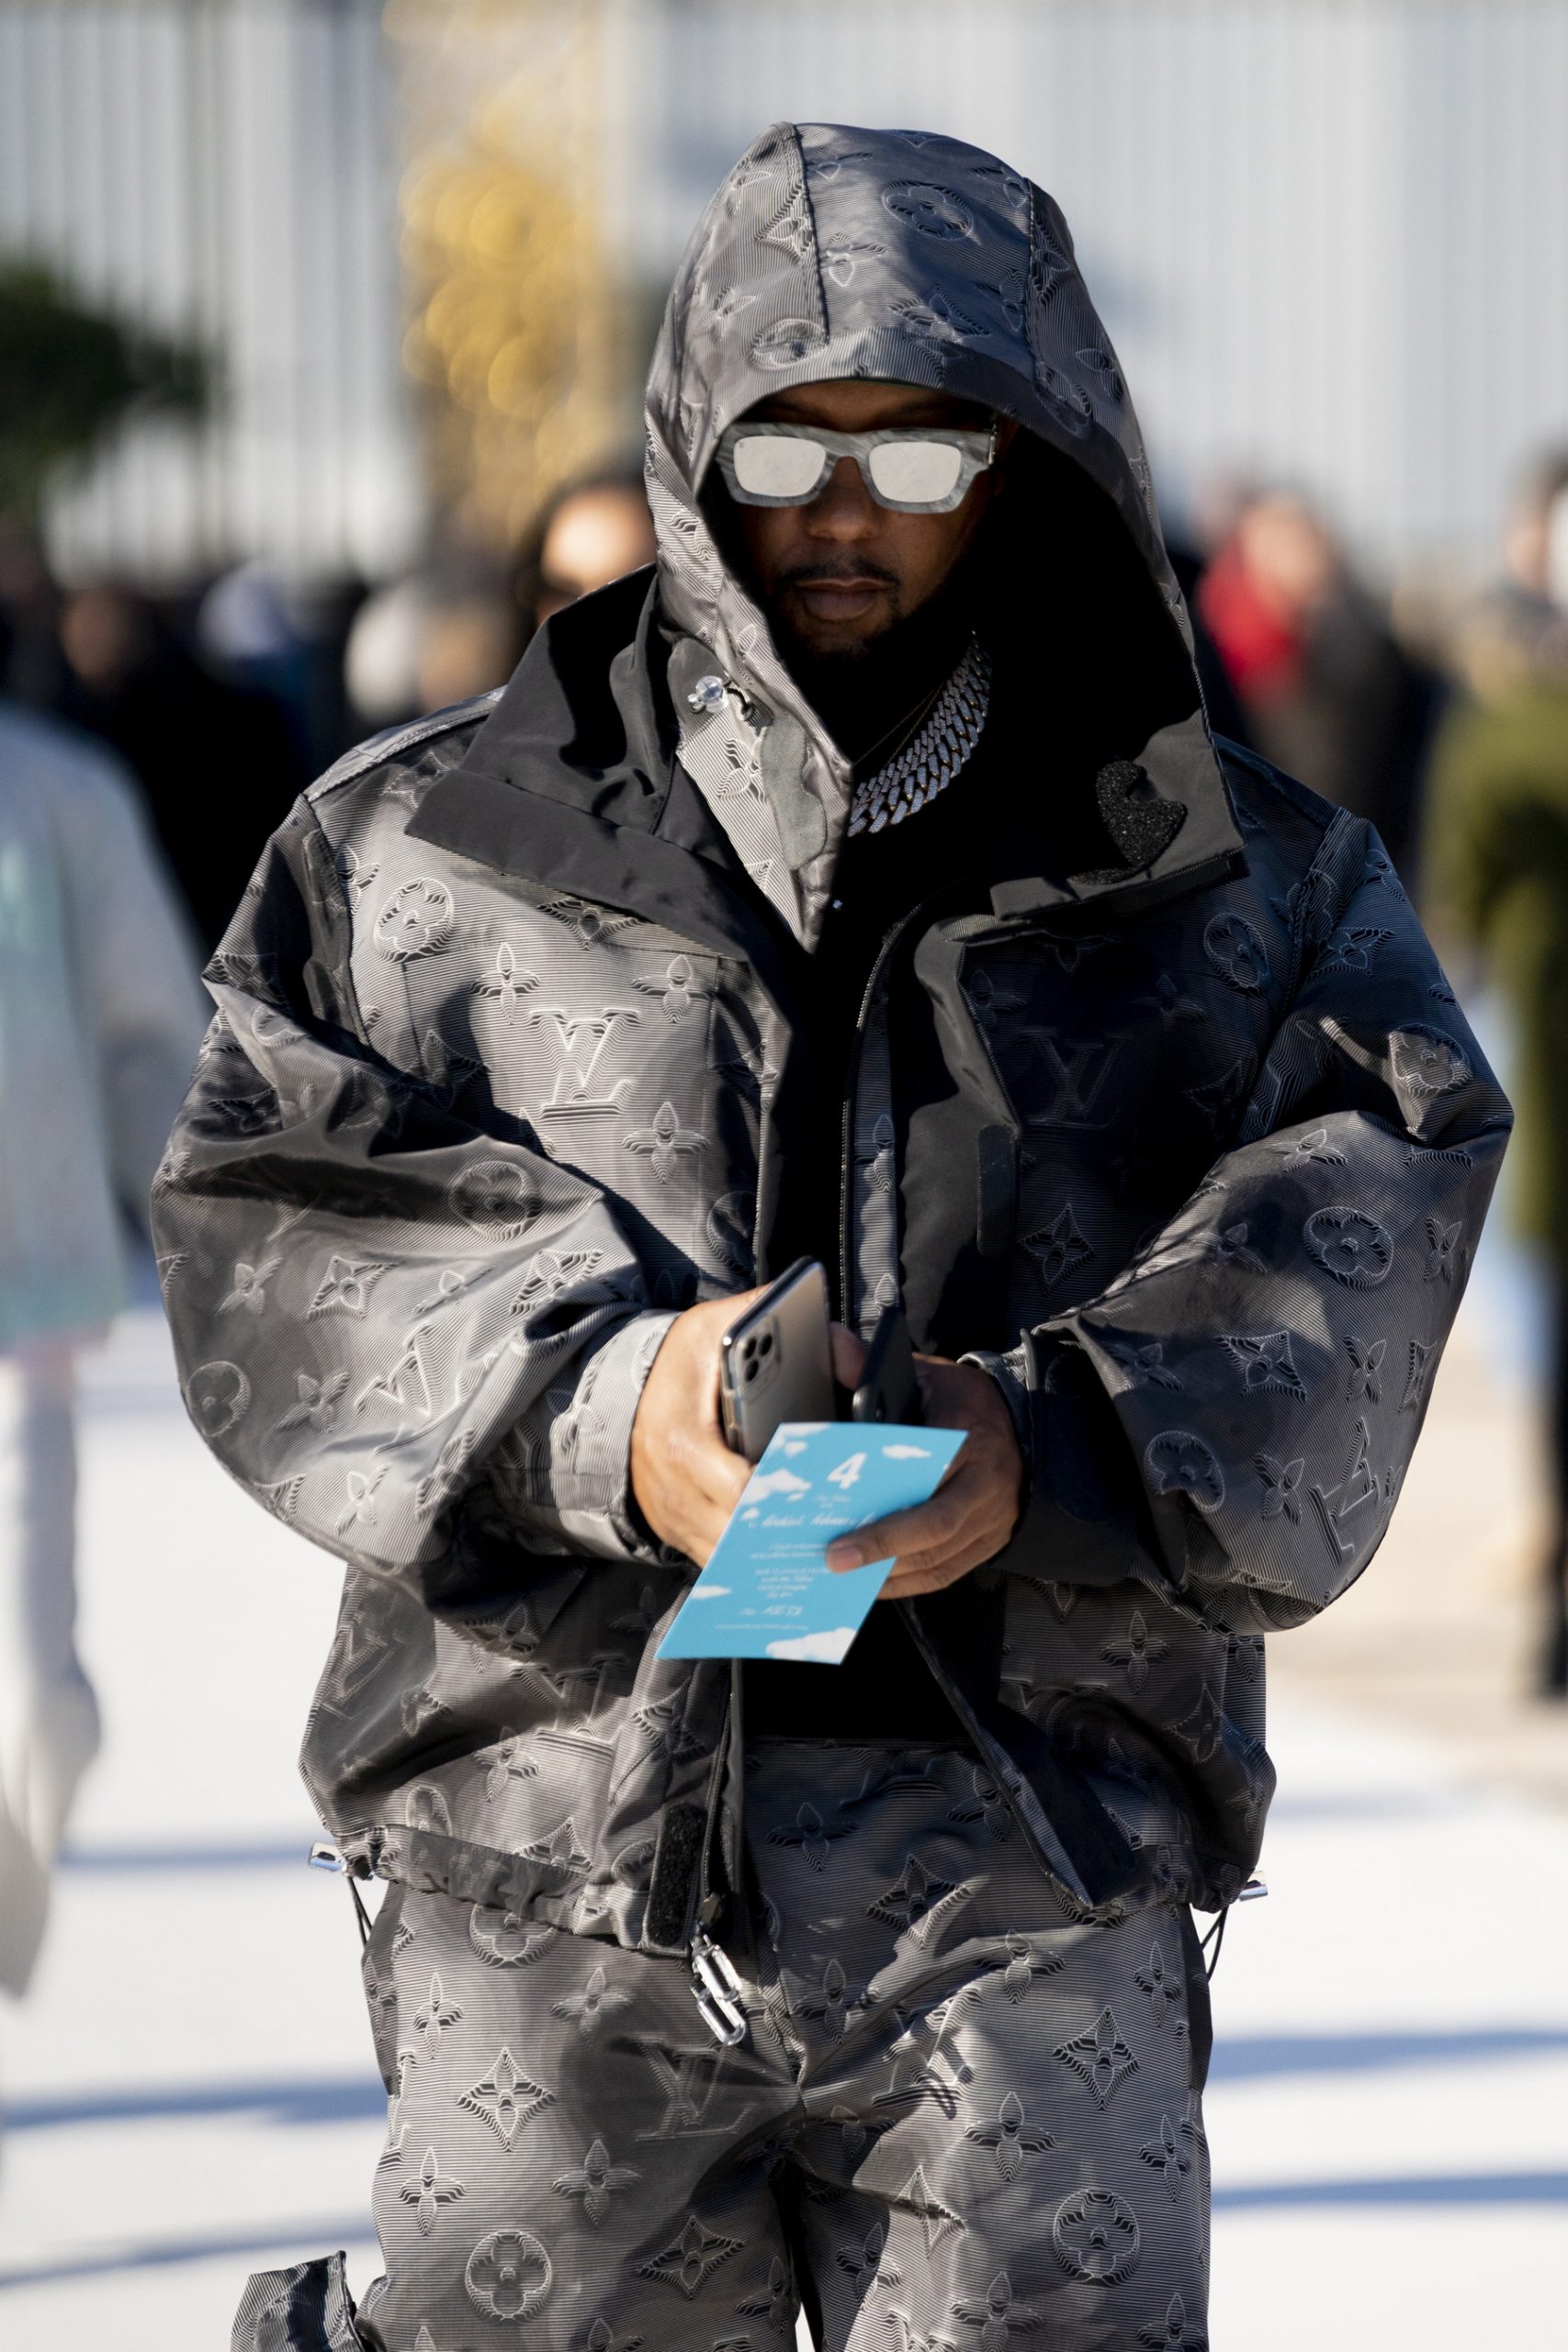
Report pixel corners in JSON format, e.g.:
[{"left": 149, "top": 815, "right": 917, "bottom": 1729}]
[{"left": 656, "top": 1420, "right": 967, "bottom": 1664}]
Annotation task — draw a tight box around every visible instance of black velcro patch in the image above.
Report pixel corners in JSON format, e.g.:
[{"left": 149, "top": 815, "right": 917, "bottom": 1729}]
[
  {"left": 645, "top": 1800, "right": 705, "bottom": 1950},
  {"left": 1094, "top": 758, "right": 1187, "bottom": 869},
  {"left": 976, "top": 1124, "right": 1017, "bottom": 1258}
]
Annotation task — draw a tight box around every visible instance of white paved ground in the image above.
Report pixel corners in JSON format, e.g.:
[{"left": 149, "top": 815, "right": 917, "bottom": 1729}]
[{"left": 2, "top": 1296, "right": 1565, "bottom": 2348}]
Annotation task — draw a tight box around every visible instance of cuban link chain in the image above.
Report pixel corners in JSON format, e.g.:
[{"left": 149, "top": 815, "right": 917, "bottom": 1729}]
[{"left": 846, "top": 634, "right": 992, "bottom": 837}]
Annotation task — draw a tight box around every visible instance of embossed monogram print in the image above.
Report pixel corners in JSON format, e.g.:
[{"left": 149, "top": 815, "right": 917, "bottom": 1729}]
[
  {"left": 164, "top": 122, "right": 1508, "bottom": 2352},
  {"left": 333, "top": 1747, "right": 1214, "bottom": 2350},
  {"left": 528, "top": 1007, "right": 641, "bottom": 1123},
  {"left": 1021, "top": 1026, "right": 1125, "bottom": 1127}
]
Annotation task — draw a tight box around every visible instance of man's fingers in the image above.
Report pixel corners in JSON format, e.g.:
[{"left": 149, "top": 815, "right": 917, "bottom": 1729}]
[
  {"left": 875, "top": 1514, "right": 1008, "bottom": 1589},
  {"left": 830, "top": 1321, "right": 867, "bottom": 1390},
  {"left": 825, "top": 1473, "right": 984, "bottom": 1573},
  {"left": 879, "top": 1519, "right": 1010, "bottom": 1595},
  {"left": 878, "top": 1535, "right": 999, "bottom": 1598}
]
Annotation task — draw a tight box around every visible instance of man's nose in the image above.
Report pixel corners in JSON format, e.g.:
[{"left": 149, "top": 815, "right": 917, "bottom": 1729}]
[{"left": 807, "top": 455, "right": 880, "bottom": 538}]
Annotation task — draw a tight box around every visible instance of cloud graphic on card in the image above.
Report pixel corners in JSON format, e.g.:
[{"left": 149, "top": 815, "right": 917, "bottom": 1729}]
[
  {"left": 765, "top": 1628, "right": 859, "bottom": 1664},
  {"left": 748, "top": 1467, "right": 812, "bottom": 1501}
]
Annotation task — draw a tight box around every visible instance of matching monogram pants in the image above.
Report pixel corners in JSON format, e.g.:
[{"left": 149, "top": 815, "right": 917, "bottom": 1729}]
[{"left": 252, "top": 1738, "right": 1213, "bottom": 2352}]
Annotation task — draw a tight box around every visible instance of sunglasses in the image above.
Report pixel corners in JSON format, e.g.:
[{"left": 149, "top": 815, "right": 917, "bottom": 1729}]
[{"left": 714, "top": 420, "right": 998, "bottom": 514}]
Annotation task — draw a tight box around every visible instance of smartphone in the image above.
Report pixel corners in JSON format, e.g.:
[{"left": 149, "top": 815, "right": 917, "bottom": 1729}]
[
  {"left": 851, "top": 1305, "right": 923, "bottom": 1427},
  {"left": 718, "top": 1258, "right": 834, "bottom": 1463}
]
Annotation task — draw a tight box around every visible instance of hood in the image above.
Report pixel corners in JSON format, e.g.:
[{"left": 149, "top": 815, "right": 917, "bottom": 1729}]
[
  {"left": 412, "top": 122, "right": 1243, "bottom": 964},
  {"left": 645, "top": 120, "right": 1239, "bottom": 937}
]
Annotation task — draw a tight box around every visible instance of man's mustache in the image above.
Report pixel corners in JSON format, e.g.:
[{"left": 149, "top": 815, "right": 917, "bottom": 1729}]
[{"left": 778, "top": 559, "right": 899, "bottom": 589}]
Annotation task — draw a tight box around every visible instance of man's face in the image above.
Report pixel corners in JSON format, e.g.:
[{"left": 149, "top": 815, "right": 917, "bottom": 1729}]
[{"left": 723, "top": 379, "right": 1004, "bottom": 662}]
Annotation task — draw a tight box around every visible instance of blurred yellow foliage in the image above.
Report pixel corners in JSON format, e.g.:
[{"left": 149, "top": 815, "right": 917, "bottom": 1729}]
[{"left": 392, "top": 0, "right": 624, "bottom": 551}]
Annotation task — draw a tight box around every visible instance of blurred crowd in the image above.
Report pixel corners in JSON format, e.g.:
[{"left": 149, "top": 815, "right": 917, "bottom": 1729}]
[
  {"left": 4, "top": 432, "right": 1568, "bottom": 2021},
  {"left": 10, "top": 453, "right": 1564, "bottom": 959},
  {"left": 0, "top": 469, "right": 655, "bottom": 955}
]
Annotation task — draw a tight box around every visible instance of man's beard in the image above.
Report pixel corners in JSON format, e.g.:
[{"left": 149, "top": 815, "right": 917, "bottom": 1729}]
[{"left": 773, "top": 555, "right": 978, "bottom": 772}]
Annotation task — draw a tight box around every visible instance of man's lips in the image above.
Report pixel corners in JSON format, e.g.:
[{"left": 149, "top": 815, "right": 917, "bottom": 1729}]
[{"left": 788, "top": 574, "right": 893, "bottom": 616}]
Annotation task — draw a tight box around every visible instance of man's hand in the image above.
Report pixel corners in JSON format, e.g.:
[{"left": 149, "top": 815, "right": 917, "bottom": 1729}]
[
  {"left": 629, "top": 1295, "right": 753, "bottom": 1566},
  {"left": 825, "top": 1343, "right": 1026, "bottom": 1599},
  {"left": 630, "top": 1301, "right": 1024, "bottom": 1593},
  {"left": 630, "top": 1295, "right": 872, "bottom": 1566}
]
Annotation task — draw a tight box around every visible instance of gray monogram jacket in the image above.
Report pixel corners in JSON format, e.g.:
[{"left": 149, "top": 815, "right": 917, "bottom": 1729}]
[{"left": 155, "top": 124, "right": 1506, "bottom": 1989}]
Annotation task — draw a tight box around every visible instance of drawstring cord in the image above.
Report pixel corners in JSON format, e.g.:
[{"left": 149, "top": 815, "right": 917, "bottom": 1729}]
[
  {"left": 308, "top": 1839, "right": 374, "bottom": 1947},
  {"left": 348, "top": 1874, "right": 373, "bottom": 1948},
  {"left": 1204, "top": 1875, "right": 1269, "bottom": 1978}
]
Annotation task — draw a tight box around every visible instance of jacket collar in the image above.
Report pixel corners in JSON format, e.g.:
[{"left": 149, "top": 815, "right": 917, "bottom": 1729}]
[
  {"left": 985, "top": 707, "right": 1247, "bottom": 926},
  {"left": 408, "top": 568, "right": 1247, "bottom": 968},
  {"left": 406, "top": 571, "right": 802, "bottom": 1005}
]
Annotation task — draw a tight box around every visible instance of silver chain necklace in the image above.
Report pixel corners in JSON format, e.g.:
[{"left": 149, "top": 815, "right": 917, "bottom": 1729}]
[{"left": 847, "top": 634, "right": 992, "bottom": 837}]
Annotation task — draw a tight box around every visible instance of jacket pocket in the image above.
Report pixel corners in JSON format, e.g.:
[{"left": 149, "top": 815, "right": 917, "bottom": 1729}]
[{"left": 231, "top": 2251, "right": 364, "bottom": 2351}]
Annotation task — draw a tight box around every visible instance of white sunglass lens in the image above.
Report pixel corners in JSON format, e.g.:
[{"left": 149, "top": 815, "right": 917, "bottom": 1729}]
[
  {"left": 730, "top": 435, "right": 828, "bottom": 500},
  {"left": 867, "top": 440, "right": 965, "bottom": 505}
]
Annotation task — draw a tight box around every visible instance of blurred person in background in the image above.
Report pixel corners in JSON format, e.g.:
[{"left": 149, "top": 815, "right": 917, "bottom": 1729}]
[
  {"left": 344, "top": 568, "right": 522, "bottom": 736},
  {"left": 155, "top": 122, "right": 1506, "bottom": 2352},
  {"left": 344, "top": 478, "right": 652, "bottom": 734},
  {"left": 0, "top": 679, "right": 206, "bottom": 2041},
  {"left": 1445, "top": 448, "right": 1568, "bottom": 707},
  {"left": 196, "top": 557, "right": 371, "bottom": 777},
  {"left": 513, "top": 465, "right": 656, "bottom": 631},
  {"left": 1163, "top": 530, "right": 1252, "bottom": 752},
  {"left": 1198, "top": 488, "right": 1443, "bottom": 876},
  {"left": 0, "top": 523, "right": 68, "bottom": 711},
  {"left": 54, "top": 579, "right": 306, "bottom": 955},
  {"left": 197, "top": 559, "right": 313, "bottom": 742},
  {"left": 1424, "top": 449, "right": 1568, "bottom": 1697}
]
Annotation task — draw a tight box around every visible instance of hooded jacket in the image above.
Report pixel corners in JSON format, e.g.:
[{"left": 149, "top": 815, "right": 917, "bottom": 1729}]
[{"left": 154, "top": 124, "right": 1507, "bottom": 1991}]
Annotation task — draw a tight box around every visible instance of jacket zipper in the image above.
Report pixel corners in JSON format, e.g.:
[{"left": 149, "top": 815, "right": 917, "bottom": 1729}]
[
  {"left": 683, "top": 895, "right": 1106, "bottom": 2040},
  {"left": 684, "top": 1662, "right": 748, "bottom": 2044},
  {"left": 676, "top": 910, "right": 913, "bottom": 2044},
  {"left": 839, "top": 900, "right": 1095, "bottom": 1914},
  {"left": 840, "top": 908, "right": 930, "bottom": 1319}
]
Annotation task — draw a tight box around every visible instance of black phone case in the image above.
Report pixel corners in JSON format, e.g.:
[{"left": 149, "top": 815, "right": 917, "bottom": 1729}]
[{"left": 851, "top": 1306, "right": 922, "bottom": 1426}]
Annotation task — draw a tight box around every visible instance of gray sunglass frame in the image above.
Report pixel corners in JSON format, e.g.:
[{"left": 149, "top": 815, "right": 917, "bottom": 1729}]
[{"left": 714, "top": 420, "right": 997, "bottom": 514}]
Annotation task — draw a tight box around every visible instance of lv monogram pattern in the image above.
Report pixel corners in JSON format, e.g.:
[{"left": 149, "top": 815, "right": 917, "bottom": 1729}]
[
  {"left": 344, "top": 1742, "right": 1210, "bottom": 2352},
  {"left": 153, "top": 721, "right": 1506, "bottom": 1945},
  {"left": 155, "top": 119, "right": 1509, "bottom": 1970}
]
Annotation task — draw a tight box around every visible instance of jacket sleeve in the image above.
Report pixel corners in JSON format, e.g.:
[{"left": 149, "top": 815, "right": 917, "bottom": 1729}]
[
  {"left": 973, "top": 815, "right": 1511, "bottom": 1634},
  {"left": 152, "top": 796, "right": 678, "bottom": 1595}
]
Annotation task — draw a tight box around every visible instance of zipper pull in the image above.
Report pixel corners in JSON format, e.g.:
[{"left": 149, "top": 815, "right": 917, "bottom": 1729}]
[{"left": 689, "top": 1925, "right": 749, "bottom": 2046}]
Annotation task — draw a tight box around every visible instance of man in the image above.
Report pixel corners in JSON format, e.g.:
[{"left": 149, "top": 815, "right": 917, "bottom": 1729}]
[
  {"left": 157, "top": 125, "right": 1506, "bottom": 2352},
  {"left": 0, "top": 694, "right": 205, "bottom": 2014},
  {"left": 1197, "top": 489, "right": 1441, "bottom": 879},
  {"left": 1425, "top": 451, "right": 1568, "bottom": 1693},
  {"left": 55, "top": 580, "right": 306, "bottom": 955}
]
